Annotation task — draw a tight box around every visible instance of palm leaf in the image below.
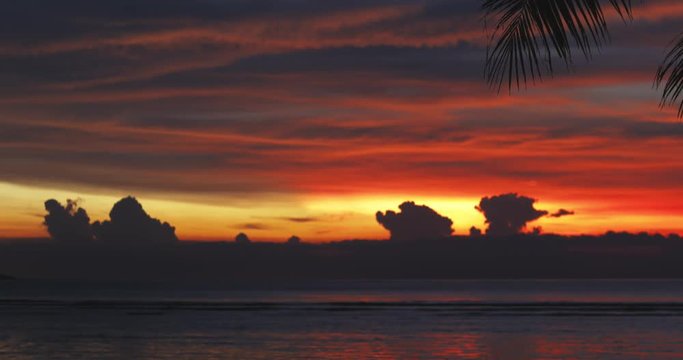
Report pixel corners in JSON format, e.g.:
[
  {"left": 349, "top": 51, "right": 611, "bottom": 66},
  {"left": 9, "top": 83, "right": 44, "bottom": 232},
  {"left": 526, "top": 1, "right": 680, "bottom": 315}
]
[
  {"left": 484, "top": 0, "right": 632, "bottom": 92},
  {"left": 656, "top": 33, "right": 683, "bottom": 117}
]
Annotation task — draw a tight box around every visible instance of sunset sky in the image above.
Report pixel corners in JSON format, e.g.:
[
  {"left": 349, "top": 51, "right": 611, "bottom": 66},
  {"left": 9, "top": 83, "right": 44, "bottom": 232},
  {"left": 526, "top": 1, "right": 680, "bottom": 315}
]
[{"left": 1, "top": 0, "right": 683, "bottom": 241}]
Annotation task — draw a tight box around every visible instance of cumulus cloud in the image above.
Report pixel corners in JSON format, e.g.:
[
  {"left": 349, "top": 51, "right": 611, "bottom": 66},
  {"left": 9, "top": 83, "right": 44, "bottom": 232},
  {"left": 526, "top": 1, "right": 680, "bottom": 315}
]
[
  {"left": 43, "top": 199, "right": 93, "bottom": 242},
  {"left": 376, "top": 201, "right": 453, "bottom": 242},
  {"left": 235, "top": 232, "right": 251, "bottom": 244},
  {"left": 549, "top": 209, "right": 576, "bottom": 218},
  {"left": 469, "top": 226, "right": 483, "bottom": 237},
  {"left": 92, "top": 196, "right": 177, "bottom": 244},
  {"left": 476, "top": 194, "right": 548, "bottom": 236}
]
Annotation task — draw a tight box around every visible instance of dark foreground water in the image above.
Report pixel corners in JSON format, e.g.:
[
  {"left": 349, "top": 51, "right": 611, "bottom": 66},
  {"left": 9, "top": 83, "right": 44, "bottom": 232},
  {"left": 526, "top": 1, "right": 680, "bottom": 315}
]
[{"left": 2, "top": 280, "right": 683, "bottom": 359}]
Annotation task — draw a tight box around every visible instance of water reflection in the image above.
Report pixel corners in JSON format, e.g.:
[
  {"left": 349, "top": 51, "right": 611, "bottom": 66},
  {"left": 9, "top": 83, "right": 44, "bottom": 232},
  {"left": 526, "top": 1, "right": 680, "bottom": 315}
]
[
  {"left": 4, "top": 311, "right": 683, "bottom": 359},
  {"left": 3, "top": 280, "right": 683, "bottom": 359}
]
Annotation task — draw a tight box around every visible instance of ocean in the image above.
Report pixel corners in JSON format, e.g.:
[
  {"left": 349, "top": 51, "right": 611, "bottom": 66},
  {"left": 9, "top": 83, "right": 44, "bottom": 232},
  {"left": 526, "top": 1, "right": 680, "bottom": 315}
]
[{"left": 2, "top": 279, "right": 683, "bottom": 359}]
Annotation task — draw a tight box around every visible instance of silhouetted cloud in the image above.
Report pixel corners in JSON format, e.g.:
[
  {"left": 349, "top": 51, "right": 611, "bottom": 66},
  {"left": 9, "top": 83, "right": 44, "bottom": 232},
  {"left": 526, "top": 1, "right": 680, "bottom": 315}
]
[
  {"left": 280, "top": 217, "right": 320, "bottom": 223},
  {"left": 235, "top": 232, "right": 251, "bottom": 244},
  {"left": 92, "top": 196, "right": 177, "bottom": 244},
  {"left": 469, "top": 226, "right": 483, "bottom": 237},
  {"left": 476, "top": 194, "right": 548, "bottom": 236},
  {"left": 43, "top": 199, "right": 93, "bottom": 242},
  {"left": 376, "top": 201, "right": 453, "bottom": 242},
  {"left": 239, "top": 223, "right": 270, "bottom": 230},
  {"left": 550, "top": 209, "right": 576, "bottom": 218}
]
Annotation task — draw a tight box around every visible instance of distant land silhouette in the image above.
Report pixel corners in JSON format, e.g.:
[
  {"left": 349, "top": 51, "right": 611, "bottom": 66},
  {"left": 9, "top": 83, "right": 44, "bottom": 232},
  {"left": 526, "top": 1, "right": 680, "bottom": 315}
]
[
  {"left": 1, "top": 233, "right": 682, "bottom": 283},
  {"left": 0, "top": 194, "right": 680, "bottom": 282},
  {"left": 0, "top": 273, "right": 14, "bottom": 280}
]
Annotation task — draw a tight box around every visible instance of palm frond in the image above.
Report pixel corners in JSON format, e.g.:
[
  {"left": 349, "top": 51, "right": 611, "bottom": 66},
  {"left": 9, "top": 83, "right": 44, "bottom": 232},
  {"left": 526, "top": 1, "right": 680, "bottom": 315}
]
[
  {"left": 656, "top": 33, "right": 683, "bottom": 117},
  {"left": 484, "top": 0, "right": 632, "bottom": 92}
]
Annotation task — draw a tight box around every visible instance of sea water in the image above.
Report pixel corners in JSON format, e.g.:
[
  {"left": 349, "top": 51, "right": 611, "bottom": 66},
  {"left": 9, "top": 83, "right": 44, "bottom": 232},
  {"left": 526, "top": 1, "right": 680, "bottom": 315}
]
[{"left": 1, "top": 279, "right": 683, "bottom": 359}]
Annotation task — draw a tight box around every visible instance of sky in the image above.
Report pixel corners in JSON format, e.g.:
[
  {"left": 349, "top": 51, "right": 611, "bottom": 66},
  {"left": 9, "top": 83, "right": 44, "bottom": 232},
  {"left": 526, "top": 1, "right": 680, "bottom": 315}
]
[{"left": 1, "top": 0, "right": 683, "bottom": 241}]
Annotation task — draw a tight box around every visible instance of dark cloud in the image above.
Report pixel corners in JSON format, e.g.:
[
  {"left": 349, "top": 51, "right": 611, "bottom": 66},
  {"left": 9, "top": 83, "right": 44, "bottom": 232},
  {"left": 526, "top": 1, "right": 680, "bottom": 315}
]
[
  {"left": 376, "top": 201, "right": 453, "bottom": 241},
  {"left": 92, "top": 196, "right": 177, "bottom": 244},
  {"left": 622, "top": 120, "right": 683, "bottom": 139},
  {"left": 0, "top": 0, "right": 480, "bottom": 94},
  {"left": 280, "top": 217, "right": 320, "bottom": 223},
  {"left": 43, "top": 199, "right": 93, "bottom": 242},
  {"left": 0, "top": 144, "right": 280, "bottom": 196},
  {"left": 469, "top": 226, "right": 483, "bottom": 237},
  {"left": 476, "top": 194, "right": 548, "bottom": 236},
  {"left": 227, "top": 45, "right": 483, "bottom": 83},
  {"left": 239, "top": 223, "right": 270, "bottom": 230},
  {"left": 550, "top": 209, "right": 576, "bottom": 218},
  {"left": 235, "top": 232, "right": 251, "bottom": 244},
  {"left": 454, "top": 113, "right": 683, "bottom": 141}
]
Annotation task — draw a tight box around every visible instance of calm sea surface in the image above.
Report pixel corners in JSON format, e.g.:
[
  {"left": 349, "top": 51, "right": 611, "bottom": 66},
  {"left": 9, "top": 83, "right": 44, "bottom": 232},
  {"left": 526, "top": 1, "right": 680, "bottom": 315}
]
[{"left": 2, "top": 279, "right": 683, "bottom": 359}]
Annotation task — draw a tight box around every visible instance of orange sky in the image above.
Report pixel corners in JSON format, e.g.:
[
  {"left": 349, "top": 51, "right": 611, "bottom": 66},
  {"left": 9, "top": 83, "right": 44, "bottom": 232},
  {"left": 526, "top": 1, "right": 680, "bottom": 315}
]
[{"left": 1, "top": 0, "right": 682, "bottom": 241}]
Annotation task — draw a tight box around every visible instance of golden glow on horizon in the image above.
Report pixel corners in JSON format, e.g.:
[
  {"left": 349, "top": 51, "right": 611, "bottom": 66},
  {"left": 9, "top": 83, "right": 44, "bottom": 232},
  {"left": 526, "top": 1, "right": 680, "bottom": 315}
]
[
  {"left": 305, "top": 195, "right": 484, "bottom": 238},
  {"left": 1, "top": 182, "right": 681, "bottom": 242}
]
